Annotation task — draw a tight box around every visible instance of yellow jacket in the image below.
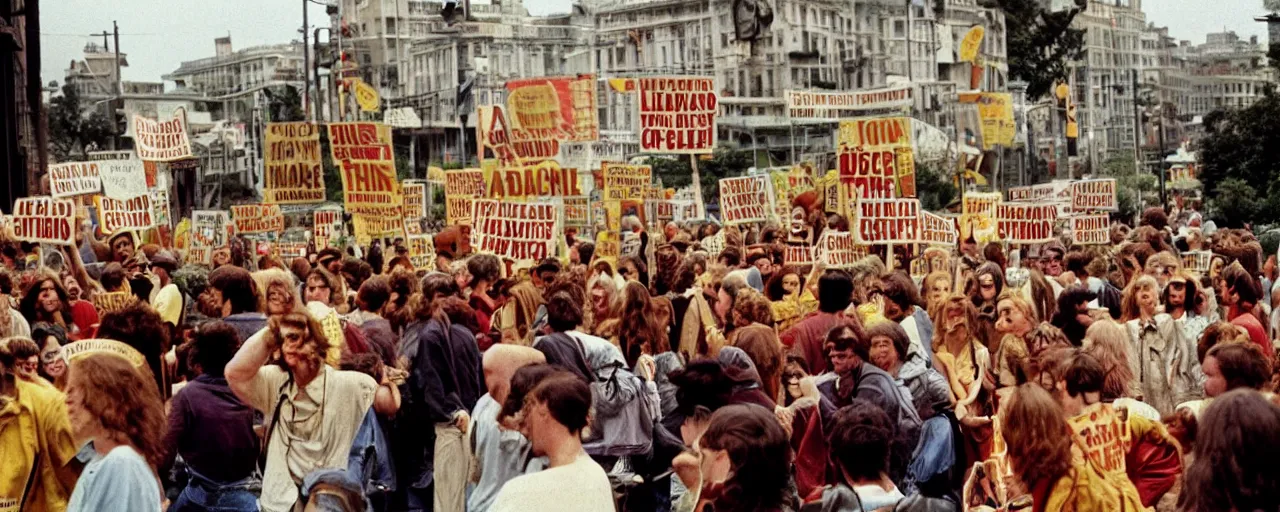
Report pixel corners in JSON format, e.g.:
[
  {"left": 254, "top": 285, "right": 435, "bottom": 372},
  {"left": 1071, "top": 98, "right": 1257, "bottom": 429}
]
[
  {"left": 0, "top": 378, "right": 82, "bottom": 512},
  {"left": 1041, "top": 439, "right": 1147, "bottom": 512}
]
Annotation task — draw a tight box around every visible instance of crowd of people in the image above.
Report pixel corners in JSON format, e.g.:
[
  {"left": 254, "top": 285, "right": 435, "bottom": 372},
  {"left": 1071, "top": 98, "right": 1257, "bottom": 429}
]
[{"left": 3, "top": 202, "right": 1280, "bottom": 512}]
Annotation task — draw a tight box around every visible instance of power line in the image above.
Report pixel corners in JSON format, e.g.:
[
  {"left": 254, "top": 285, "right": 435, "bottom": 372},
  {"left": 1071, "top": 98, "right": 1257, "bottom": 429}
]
[{"left": 40, "top": 31, "right": 157, "bottom": 37}]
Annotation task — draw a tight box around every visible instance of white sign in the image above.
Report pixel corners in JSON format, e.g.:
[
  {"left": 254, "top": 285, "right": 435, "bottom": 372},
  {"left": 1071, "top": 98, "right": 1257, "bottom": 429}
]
[
  {"left": 132, "top": 108, "right": 193, "bottom": 161},
  {"left": 786, "top": 85, "right": 914, "bottom": 119},
  {"left": 99, "top": 159, "right": 148, "bottom": 200},
  {"left": 384, "top": 107, "right": 423, "bottom": 129},
  {"left": 48, "top": 162, "right": 102, "bottom": 198}
]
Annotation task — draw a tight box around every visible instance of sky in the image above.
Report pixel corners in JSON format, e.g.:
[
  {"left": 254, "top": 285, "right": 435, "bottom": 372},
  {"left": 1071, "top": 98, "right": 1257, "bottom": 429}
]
[{"left": 39, "top": 0, "right": 1269, "bottom": 88}]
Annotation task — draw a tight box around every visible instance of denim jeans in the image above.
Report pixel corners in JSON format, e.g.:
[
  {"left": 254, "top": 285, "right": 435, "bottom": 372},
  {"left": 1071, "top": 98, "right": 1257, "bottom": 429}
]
[{"left": 168, "top": 472, "right": 259, "bottom": 512}]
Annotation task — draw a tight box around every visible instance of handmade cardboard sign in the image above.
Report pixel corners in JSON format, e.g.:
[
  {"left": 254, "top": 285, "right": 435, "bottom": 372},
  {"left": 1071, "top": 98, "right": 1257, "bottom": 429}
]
[
  {"left": 719, "top": 175, "right": 774, "bottom": 225},
  {"left": 403, "top": 181, "right": 427, "bottom": 219},
  {"left": 959, "top": 192, "right": 1000, "bottom": 243},
  {"left": 314, "top": 209, "right": 343, "bottom": 248},
  {"left": 327, "top": 122, "right": 394, "bottom": 162},
  {"left": 191, "top": 210, "right": 231, "bottom": 248},
  {"left": 817, "top": 231, "right": 869, "bottom": 268},
  {"left": 445, "top": 169, "right": 488, "bottom": 225},
  {"left": 408, "top": 234, "right": 437, "bottom": 268},
  {"left": 601, "top": 163, "right": 652, "bottom": 201},
  {"left": 1071, "top": 179, "right": 1117, "bottom": 212},
  {"left": 855, "top": 198, "right": 920, "bottom": 244},
  {"left": 49, "top": 162, "right": 102, "bottom": 198},
  {"left": 278, "top": 242, "right": 308, "bottom": 260},
  {"left": 133, "top": 108, "right": 193, "bottom": 161},
  {"left": 1071, "top": 214, "right": 1111, "bottom": 245},
  {"left": 920, "top": 210, "right": 958, "bottom": 247},
  {"left": 231, "top": 204, "right": 285, "bottom": 234},
  {"left": 996, "top": 203, "right": 1057, "bottom": 243},
  {"left": 786, "top": 85, "right": 913, "bottom": 119},
  {"left": 505, "top": 75, "right": 599, "bottom": 158},
  {"left": 98, "top": 158, "right": 148, "bottom": 200},
  {"left": 96, "top": 195, "right": 156, "bottom": 234},
  {"left": 638, "top": 77, "right": 717, "bottom": 153},
  {"left": 564, "top": 196, "right": 591, "bottom": 226},
  {"left": 12, "top": 196, "right": 75, "bottom": 245},
  {"left": 769, "top": 165, "right": 816, "bottom": 220},
  {"left": 1182, "top": 251, "right": 1213, "bottom": 275},
  {"left": 838, "top": 117, "right": 915, "bottom": 199},
  {"left": 783, "top": 243, "right": 814, "bottom": 267},
  {"left": 470, "top": 199, "right": 561, "bottom": 262},
  {"left": 487, "top": 161, "right": 582, "bottom": 200},
  {"left": 264, "top": 122, "right": 325, "bottom": 204}
]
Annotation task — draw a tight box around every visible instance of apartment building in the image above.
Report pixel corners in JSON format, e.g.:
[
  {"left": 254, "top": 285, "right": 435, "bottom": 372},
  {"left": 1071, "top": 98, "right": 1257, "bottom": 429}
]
[
  {"left": 65, "top": 43, "right": 165, "bottom": 110},
  {"left": 1073, "top": 0, "right": 1146, "bottom": 158},
  {"left": 165, "top": 38, "right": 306, "bottom": 98}
]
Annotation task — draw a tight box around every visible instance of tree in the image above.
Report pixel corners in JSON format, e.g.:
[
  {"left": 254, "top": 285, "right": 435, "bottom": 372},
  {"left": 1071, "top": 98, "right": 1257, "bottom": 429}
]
[
  {"left": 995, "top": 0, "right": 1086, "bottom": 100},
  {"left": 47, "top": 84, "right": 114, "bottom": 162},
  {"left": 1207, "top": 178, "right": 1259, "bottom": 229},
  {"left": 916, "top": 163, "right": 956, "bottom": 211},
  {"left": 1099, "top": 152, "right": 1156, "bottom": 222},
  {"left": 645, "top": 146, "right": 752, "bottom": 208},
  {"left": 1199, "top": 91, "right": 1280, "bottom": 202},
  {"left": 263, "top": 85, "right": 306, "bottom": 123}
]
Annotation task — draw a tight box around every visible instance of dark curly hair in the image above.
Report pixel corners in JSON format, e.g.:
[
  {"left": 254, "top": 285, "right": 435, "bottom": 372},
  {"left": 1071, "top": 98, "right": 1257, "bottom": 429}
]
[
  {"left": 699, "top": 404, "right": 794, "bottom": 512},
  {"left": 188, "top": 320, "right": 241, "bottom": 378},
  {"left": 98, "top": 302, "right": 171, "bottom": 398},
  {"left": 1002, "top": 384, "right": 1073, "bottom": 492}
]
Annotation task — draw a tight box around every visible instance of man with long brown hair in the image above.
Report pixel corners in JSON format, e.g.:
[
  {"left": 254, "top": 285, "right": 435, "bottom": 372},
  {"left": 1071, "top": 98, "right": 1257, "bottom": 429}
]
[{"left": 225, "top": 311, "right": 377, "bottom": 512}]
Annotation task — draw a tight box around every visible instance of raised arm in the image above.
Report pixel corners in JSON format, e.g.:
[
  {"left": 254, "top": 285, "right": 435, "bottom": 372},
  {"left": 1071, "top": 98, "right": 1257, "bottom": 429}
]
[{"left": 225, "top": 331, "right": 276, "bottom": 405}]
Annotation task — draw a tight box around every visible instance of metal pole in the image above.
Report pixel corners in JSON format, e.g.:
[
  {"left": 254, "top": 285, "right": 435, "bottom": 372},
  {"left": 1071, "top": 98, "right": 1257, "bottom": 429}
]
[
  {"left": 905, "top": 0, "right": 913, "bottom": 82},
  {"left": 303, "top": 0, "right": 312, "bottom": 121},
  {"left": 113, "top": 21, "right": 121, "bottom": 95},
  {"left": 1131, "top": 68, "right": 1141, "bottom": 174},
  {"left": 314, "top": 28, "right": 325, "bottom": 122},
  {"left": 1157, "top": 115, "right": 1167, "bottom": 212}
]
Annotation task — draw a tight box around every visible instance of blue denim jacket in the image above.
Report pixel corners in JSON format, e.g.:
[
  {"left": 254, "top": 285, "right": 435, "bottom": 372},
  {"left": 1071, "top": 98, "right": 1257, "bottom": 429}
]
[{"left": 348, "top": 408, "right": 396, "bottom": 499}]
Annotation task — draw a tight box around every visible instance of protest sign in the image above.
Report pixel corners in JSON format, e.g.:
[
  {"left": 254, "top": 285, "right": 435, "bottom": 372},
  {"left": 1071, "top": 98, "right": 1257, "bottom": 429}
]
[
  {"left": 701, "top": 231, "right": 725, "bottom": 259},
  {"left": 486, "top": 161, "right": 583, "bottom": 200},
  {"left": 96, "top": 195, "right": 156, "bottom": 234},
  {"left": 191, "top": 210, "right": 231, "bottom": 248},
  {"left": 621, "top": 231, "right": 642, "bottom": 258},
  {"left": 230, "top": 204, "right": 285, "bottom": 234},
  {"left": 719, "top": 175, "right": 774, "bottom": 225},
  {"left": 477, "top": 104, "right": 520, "bottom": 166},
  {"left": 920, "top": 211, "right": 958, "bottom": 247},
  {"left": 93, "top": 290, "right": 137, "bottom": 315},
  {"left": 817, "top": 231, "right": 869, "bottom": 268},
  {"left": 314, "top": 209, "right": 343, "bottom": 248},
  {"left": 594, "top": 231, "right": 620, "bottom": 262},
  {"left": 601, "top": 163, "right": 652, "bottom": 201},
  {"left": 353, "top": 210, "right": 405, "bottom": 239},
  {"left": 132, "top": 108, "right": 193, "bottom": 161},
  {"left": 327, "top": 122, "right": 394, "bottom": 162},
  {"left": 783, "top": 243, "right": 814, "bottom": 267},
  {"left": 98, "top": 158, "right": 148, "bottom": 200},
  {"left": 671, "top": 200, "right": 699, "bottom": 223},
  {"left": 48, "top": 162, "right": 102, "bottom": 198},
  {"left": 1071, "top": 179, "right": 1117, "bottom": 212},
  {"left": 958, "top": 93, "right": 1016, "bottom": 148},
  {"left": 505, "top": 75, "right": 599, "bottom": 156},
  {"left": 407, "top": 234, "right": 437, "bottom": 268},
  {"left": 383, "top": 107, "right": 423, "bottom": 129},
  {"left": 638, "top": 77, "right": 717, "bottom": 153},
  {"left": 12, "top": 196, "right": 75, "bottom": 245},
  {"left": 996, "top": 203, "right": 1057, "bottom": 243},
  {"left": 564, "top": 196, "right": 591, "bottom": 226},
  {"left": 838, "top": 117, "right": 914, "bottom": 199},
  {"left": 769, "top": 165, "right": 816, "bottom": 220},
  {"left": 470, "top": 199, "right": 561, "bottom": 262},
  {"left": 86, "top": 150, "right": 134, "bottom": 162},
  {"left": 403, "top": 181, "right": 427, "bottom": 219},
  {"left": 855, "top": 198, "right": 920, "bottom": 244},
  {"left": 339, "top": 159, "right": 401, "bottom": 215},
  {"left": 264, "top": 122, "right": 325, "bottom": 204},
  {"left": 1182, "top": 251, "right": 1213, "bottom": 274},
  {"left": 445, "top": 169, "right": 488, "bottom": 225},
  {"left": 1071, "top": 214, "right": 1111, "bottom": 245},
  {"left": 786, "top": 85, "right": 913, "bottom": 119},
  {"left": 62, "top": 338, "right": 146, "bottom": 368},
  {"left": 278, "top": 242, "right": 308, "bottom": 260}
]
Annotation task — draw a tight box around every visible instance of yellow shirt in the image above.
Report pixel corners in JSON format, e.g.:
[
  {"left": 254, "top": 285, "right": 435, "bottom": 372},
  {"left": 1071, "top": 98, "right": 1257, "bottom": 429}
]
[
  {"left": 771, "top": 290, "right": 818, "bottom": 333},
  {"left": 152, "top": 283, "right": 183, "bottom": 326},
  {"left": 0, "top": 378, "right": 82, "bottom": 512}
]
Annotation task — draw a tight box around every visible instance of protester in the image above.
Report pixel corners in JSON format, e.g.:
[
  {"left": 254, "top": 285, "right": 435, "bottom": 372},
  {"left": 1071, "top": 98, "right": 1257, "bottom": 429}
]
[
  {"left": 489, "top": 371, "right": 614, "bottom": 512},
  {"left": 674, "top": 404, "right": 796, "bottom": 511},
  {"left": 0, "top": 337, "right": 80, "bottom": 511},
  {"left": 207, "top": 265, "right": 267, "bottom": 342},
  {"left": 782, "top": 269, "right": 854, "bottom": 375},
  {"left": 866, "top": 321, "right": 950, "bottom": 421},
  {"left": 468, "top": 346, "right": 547, "bottom": 512},
  {"left": 225, "top": 311, "right": 377, "bottom": 511},
  {"left": 64, "top": 353, "right": 167, "bottom": 512},
  {"left": 1221, "top": 261, "right": 1270, "bottom": 352},
  {"left": 1202, "top": 341, "right": 1272, "bottom": 397},
  {"left": 1177, "top": 389, "right": 1280, "bottom": 512},
  {"left": 1122, "top": 274, "right": 1200, "bottom": 414},
  {"left": 150, "top": 250, "right": 183, "bottom": 326},
  {"left": 805, "top": 398, "right": 905, "bottom": 510}
]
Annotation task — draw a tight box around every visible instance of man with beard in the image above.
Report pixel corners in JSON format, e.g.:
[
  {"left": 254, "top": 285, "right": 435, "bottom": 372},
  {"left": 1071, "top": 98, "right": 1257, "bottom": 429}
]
[
  {"left": 1050, "top": 350, "right": 1182, "bottom": 507},
  {"left": 1122, "top": 275, "right": 1199, "bottom": 415},
  {"left": 226, "top": 311, "right": 377, "bottom": 512},
  {"left": 1164, "top": 271, "right": 1213, "bottom": 351},
  {"left": 60, "top": 273, "right": 99, "bottom": 335}
]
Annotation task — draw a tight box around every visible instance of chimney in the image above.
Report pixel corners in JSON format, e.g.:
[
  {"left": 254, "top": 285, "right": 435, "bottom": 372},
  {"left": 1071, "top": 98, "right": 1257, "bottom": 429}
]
[{"left": 215, "top": 36, "right": 233, "bottom": 57}]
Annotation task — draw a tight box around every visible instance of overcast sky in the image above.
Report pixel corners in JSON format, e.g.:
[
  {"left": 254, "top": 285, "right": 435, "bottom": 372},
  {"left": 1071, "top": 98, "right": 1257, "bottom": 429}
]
[{"left": 40, "top": 0, "right": 1268, "bottom": 87}]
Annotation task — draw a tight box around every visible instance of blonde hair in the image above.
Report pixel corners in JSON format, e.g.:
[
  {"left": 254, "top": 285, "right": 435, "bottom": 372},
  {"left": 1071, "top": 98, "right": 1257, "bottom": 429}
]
[
  {"left": 253, "top": 268, "right": 302, "bottom": 313},
  {"left": 1121, "top": 275, "right": 1160, "bottom": 321}
]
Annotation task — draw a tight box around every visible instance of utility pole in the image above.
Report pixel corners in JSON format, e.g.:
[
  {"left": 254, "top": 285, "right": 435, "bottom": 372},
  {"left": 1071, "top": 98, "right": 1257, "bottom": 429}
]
[
  {"left": 315, "top": 28, "right": 326, "bottom": 123},
  {"left": 905, "top": 0, "right": 913, "bottom": 82},
  {"left": 1131, "top": 68, "right": 1141, "bottom": 176},
  {"left": 303, "top": 0, "right": 312, "bottom": 121},
  {"left": 1157, "top": 111, "right": 1167, "bottom": 212},
  {"left": 113, "top": 21, "right": 122, "bottom": 95}
]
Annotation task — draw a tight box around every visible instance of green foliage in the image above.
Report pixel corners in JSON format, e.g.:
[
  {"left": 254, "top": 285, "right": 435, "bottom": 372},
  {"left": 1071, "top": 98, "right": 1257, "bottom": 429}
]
[
  {"left": 1199, "top": 93, "right": 1280, "bottom": 205},
  {"left": 217, "top": 175, "right": 261, "bottom": 204},
  {"left": 997, "top": 0, "right": 1086, "bottom": 100},
  {"left": 1098, "top": 152, "right": 1156, "bottom": 222},
  {"left": 646, "top": 146, "right": 752, "bottom": 207},
  {"left": 47, "top": 84, "right": 114, "bottom": 162},
  {"left": 1207, "top": 178, "right": 1259, "bottom": 229},
  {"left": 264, "top": 86, "right": 306, "bottom": 123},
  {"left": 916, "top": 163, "right": 956, "bottom": 211}
]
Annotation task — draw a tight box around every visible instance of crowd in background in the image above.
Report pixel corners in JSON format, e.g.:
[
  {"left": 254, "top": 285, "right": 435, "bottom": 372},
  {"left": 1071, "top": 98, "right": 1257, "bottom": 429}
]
[{"left": 3, "top": 201, "right": 1280, "bottom": 512}]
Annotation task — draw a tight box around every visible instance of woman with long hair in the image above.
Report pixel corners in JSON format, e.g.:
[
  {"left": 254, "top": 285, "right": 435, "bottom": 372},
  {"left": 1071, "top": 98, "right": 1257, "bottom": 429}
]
[
  {"left": 614, "top": 281, "right": 670, "bottom": 369},
  {"left": 64, "top": 353, "right": 167, "bottom": 511},
  {"left": 253, "top": 268, "right": 303, "bottom": 318},
  {"left": 584, "top": 272, "right": 623, "bottom": 339},
  {"left": 965, "top": 262, "right": 1004, "bottom": 349},
  {"left": 1177, "top": 389, "right": 1280, "bottom": 512},
  {"left": 1122, "top": 274, "right": 1198, "bottom": 415},
  {"left": 932, "top": 294, "right": 992, "bottom": 463},
  {"left": 921, "top": 271, "right": 953, "bottom": 320},
  {"left": 1002, "top": 384, "right": 1143, "bottom": 512},
  {"left": 765, "top": 265, "right": 819, "bottom": 333},
  {"left": 681, "top": 404, "right": 796, "bottom": 511},
  {"left": 1080, "top": 320, "right": 1154, "bottom": 417},
  {"left": 19, "top": 270, "right": 78, "bottom": 339}
]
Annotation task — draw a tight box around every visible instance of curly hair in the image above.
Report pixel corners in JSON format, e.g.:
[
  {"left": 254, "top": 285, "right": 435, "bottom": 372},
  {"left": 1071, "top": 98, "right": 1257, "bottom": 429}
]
[
  {"left": 263, "top": 311, "right": 332, "bottom": 369},
  {"left": 1003, "top": 384, "right": 1073, "bottom": 492},
  {"left": 19, "top": 270, "right": 72, "bottom": 328},
  {"left": 253, "top": 268, "right": 301, "bottom": 315},
  {"left": 98, "top": 302, "right": 171, "bottom": 398},
  {"left": 1082, "top": 320, "right": 1137, "bottom": 400},
  {"left": 732, "top": 287, "right": 775, "bottom": 329},
  {"left": 68, "top": 354, "right": 168, "bottom": 469},
  {"left": 617, "top": 281, "right": 669, "bottom": 368},
  {"left": 1198, "top": 321, "right": 1252, "bottom": 364}
]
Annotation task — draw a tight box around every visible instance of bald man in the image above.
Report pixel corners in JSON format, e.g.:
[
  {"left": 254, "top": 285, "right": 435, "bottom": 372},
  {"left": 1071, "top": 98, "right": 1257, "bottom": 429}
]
[{"left": 468, "top": 345, "right": 548, "bottom": 512}]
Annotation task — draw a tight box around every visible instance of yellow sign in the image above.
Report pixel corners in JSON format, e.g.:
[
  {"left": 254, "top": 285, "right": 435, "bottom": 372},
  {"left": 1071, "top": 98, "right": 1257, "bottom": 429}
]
[
  {"left": 352, "top": 79, "right": 380, "bottom": 112},
  {"left": 958, "top": 93, "right": 1015, "bottom": 149},
  {"left": 959, "top": 26, "right": 985, "bottom": 63}
]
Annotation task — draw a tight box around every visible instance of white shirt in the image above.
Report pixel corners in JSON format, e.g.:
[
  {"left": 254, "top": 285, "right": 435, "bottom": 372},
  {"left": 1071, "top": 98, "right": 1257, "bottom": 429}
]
[{"left": 489, "top": 452, "right": 614, "bottom": 512}]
